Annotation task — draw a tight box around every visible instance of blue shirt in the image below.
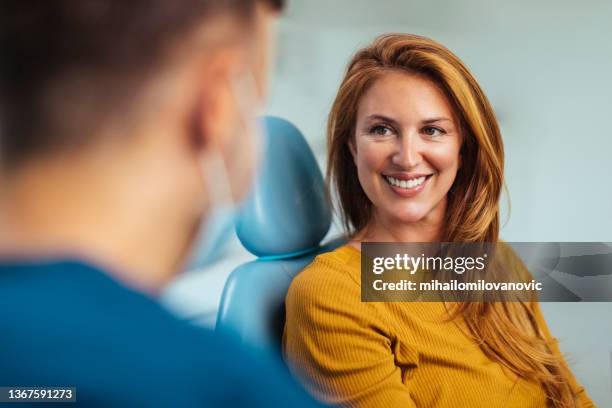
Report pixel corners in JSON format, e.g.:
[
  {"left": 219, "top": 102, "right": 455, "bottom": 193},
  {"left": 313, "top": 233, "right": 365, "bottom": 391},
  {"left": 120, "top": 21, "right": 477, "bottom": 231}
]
[{"left": 0, "top": 260, "right": 321, "bottom": 407}]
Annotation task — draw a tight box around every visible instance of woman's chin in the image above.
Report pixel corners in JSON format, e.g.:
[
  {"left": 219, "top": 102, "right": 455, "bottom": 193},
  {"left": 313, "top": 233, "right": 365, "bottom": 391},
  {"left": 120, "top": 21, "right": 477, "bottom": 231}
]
[{"left": 385, "top": 208, "right": 430, "bottom": 225}]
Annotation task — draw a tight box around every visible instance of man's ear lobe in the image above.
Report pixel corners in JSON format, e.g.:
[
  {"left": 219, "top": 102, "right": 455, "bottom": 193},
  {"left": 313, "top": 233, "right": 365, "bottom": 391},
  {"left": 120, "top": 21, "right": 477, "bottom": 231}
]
[
  {"left": 194, "top": 74, "right": 232, "bottom": 153},
  {"left": 190, "top": 87, "right": 215, "bottom": 153}
]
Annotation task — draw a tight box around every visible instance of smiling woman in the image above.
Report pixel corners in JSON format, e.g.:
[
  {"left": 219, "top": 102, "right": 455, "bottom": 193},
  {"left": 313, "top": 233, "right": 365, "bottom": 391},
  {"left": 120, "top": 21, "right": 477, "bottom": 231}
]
[{"left": 282, "top": 34, "right": 595, "bottom": 408}]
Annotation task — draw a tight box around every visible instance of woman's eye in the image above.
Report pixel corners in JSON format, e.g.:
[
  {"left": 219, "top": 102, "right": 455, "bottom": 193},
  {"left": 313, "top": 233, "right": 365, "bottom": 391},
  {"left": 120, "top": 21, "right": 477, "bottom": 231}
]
[
  {"left": 370, "top": 125, "right": 393, "bottom": 136},
  {"left": 422, "top": 126, "right": 445, "bottom": 137}
]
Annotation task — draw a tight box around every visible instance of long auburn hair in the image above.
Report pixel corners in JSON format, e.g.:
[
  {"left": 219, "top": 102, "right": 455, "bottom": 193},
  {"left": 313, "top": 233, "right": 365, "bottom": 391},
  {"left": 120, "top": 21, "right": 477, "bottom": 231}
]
[{"left": 327, "top": 34, "right": 578, "bottom": 407}]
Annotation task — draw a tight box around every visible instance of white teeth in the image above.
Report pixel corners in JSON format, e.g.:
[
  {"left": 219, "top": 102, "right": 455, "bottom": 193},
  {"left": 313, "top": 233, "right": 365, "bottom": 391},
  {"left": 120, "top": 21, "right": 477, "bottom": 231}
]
[{"left": 385, "top": 175, "right": 427, "bottom": 189}]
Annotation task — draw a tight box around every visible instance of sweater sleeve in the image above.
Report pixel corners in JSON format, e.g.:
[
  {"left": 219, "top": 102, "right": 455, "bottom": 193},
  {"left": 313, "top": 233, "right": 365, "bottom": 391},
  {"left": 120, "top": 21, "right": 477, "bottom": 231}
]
[
  {"left": 283, "top": 258, "right": 417, "bottom": 408},
  {"left": 532, "top": 302, "right": 597, "bottom": 408}
]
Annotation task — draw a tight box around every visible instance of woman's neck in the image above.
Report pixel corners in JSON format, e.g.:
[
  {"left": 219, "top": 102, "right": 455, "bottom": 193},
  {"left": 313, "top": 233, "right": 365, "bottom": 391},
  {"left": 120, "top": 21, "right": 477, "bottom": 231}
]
[{"left": 352, "top": 199, "right": 447, "bottom": 246}]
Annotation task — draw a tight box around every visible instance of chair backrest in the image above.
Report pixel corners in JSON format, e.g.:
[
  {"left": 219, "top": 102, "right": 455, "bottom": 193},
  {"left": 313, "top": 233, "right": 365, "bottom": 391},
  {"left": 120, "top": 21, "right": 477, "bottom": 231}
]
[{"left": 216, "top": 116, "right": 343, "bottom": 354}]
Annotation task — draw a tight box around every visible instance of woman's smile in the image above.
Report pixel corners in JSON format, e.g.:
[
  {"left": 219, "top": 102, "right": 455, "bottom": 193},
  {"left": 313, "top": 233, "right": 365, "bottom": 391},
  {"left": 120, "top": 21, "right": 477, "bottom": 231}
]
[{"left": 382, "top": 173, "right": 433, "bottom": 197}]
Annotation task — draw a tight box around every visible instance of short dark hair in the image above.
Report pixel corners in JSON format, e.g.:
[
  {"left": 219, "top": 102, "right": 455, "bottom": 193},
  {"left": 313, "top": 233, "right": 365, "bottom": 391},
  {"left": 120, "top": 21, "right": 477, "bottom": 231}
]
[{"left": 0, "top": 0, "right": 284, "bottom": 169}]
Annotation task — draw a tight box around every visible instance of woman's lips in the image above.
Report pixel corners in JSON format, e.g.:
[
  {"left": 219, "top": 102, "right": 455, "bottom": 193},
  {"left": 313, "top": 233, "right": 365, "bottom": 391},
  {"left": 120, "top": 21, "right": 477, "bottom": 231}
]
[{"left": 383, "top": 173, "right": 432, "bottom": 197}]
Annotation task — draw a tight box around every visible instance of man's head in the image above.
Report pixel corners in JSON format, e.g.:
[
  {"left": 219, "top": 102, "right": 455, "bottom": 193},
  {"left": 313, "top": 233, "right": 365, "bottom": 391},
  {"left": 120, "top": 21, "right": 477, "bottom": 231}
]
[
  {"left": 0, "top": 0, "right": 283, "bottom": 290},
  {"left": 0, "top": 0, "right": 282, "bottom": 167}
]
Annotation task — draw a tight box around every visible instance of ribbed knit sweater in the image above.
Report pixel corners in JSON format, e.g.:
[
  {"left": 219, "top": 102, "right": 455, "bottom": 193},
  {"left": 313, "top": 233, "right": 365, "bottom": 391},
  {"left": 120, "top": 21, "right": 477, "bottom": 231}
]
[{"left": 283, "top": 244, "right": 595, "bottom": 407}]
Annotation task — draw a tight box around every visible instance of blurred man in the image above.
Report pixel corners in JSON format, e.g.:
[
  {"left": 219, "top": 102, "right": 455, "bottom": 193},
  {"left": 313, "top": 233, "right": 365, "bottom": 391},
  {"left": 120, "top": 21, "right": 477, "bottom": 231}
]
[{"left": 0, "top": 1, "right": 320, "bottom": 406}]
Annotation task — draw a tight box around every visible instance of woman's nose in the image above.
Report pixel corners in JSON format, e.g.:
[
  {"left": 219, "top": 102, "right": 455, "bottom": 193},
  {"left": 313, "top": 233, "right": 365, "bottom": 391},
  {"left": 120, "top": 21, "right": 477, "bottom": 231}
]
[{"left": 391, "top": 132, "right": 422, "bottom": 169}]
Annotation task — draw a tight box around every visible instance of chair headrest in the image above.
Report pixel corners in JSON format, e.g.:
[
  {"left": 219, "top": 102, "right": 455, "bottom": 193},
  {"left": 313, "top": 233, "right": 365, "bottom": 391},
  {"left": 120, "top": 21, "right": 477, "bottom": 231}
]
[{"left": 236, "top": 116, "right": 331, "bottom": 258}]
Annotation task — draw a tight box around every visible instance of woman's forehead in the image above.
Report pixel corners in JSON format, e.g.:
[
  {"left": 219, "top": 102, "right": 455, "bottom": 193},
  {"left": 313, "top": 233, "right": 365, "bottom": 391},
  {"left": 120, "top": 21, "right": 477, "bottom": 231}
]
[{"left": 357, "top": 71, "right": 455, "bottom": 124}]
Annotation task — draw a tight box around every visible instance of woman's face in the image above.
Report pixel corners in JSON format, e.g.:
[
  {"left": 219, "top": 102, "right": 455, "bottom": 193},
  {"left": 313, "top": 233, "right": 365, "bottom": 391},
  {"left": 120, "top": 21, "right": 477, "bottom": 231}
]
[{"left": 351, "top": 70, "right": 462, "bottom": 227}]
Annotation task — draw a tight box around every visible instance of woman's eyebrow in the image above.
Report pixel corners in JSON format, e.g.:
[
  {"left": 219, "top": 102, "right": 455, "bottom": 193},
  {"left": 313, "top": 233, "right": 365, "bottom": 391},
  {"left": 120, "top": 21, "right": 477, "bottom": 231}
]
[
  {"left": 422, "top": 117, "right": 453, "bottom": 124},
  {"left": 364, "top": 114, "right": 401, "bottom": 127},
  {"left": 364, "top": 114, "right": 453, "bottom": 127}
]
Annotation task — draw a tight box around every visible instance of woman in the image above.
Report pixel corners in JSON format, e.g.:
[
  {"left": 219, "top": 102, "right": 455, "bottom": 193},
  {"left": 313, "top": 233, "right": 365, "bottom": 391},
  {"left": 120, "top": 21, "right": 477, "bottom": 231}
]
[{"left": 283, "top": 34, "right": 594, "bottom": 407}]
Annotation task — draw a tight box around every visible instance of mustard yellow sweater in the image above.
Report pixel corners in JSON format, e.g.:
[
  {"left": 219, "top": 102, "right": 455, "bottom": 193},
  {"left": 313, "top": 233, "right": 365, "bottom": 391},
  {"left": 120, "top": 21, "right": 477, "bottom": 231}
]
[{"left": 283, "top": 245, "right": 595, "bottom": 408}]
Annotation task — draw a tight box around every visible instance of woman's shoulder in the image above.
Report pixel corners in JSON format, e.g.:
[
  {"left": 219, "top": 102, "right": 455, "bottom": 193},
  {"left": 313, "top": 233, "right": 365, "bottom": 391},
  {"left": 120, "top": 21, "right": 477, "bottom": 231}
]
[
  {"left": 313, "top": 243, "right": 361, "bottom": 270},
  {"left": 287, "top": 244, "right": 362, "bottom": 303},
  {"left": 285, "top": 244, "right": 391, "bottom": 336}
]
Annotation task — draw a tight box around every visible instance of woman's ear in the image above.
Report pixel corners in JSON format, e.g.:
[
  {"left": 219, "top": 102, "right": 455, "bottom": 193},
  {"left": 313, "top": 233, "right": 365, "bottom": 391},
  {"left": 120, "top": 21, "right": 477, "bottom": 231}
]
[
  {"left": 348, "top": 137, "right": 357, "bottom": 165},
  {"left": 457, "top": 129, "right": 465, "bottom": 169}
]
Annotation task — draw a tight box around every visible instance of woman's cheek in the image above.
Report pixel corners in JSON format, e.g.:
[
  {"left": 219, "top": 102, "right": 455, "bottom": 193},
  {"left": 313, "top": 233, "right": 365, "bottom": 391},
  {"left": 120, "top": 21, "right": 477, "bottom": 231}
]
[
  {"left": 359, "top": 142, "right": 391, "bottom": 173},
  {"left": 429, "top": 143, "right": 461, "bottom": 178},
  {"left": 354, "top": 144, "right": 386, "bottom": 201},
  {"left": 430, "top": 166, "right": 460, "bottom": 205}
]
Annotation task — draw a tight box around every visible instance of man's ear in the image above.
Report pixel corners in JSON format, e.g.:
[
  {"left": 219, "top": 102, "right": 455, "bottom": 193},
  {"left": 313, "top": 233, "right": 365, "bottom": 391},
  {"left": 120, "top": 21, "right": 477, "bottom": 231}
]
[{"left": 192, "top": 47, "right": 244, "bottom": 153}]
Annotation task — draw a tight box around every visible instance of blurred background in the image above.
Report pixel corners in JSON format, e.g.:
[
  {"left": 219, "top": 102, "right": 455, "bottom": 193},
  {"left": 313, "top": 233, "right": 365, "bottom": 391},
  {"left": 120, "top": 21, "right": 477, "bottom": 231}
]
[{"left": 163, "top": 1, "right": 612, "bottom": 405}]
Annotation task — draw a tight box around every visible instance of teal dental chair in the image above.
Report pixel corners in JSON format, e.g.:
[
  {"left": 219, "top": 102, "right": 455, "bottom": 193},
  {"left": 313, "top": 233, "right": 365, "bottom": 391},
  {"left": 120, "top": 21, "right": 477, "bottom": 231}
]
[{"left": 216, "top": 116, "right": 344, "bottom": 355}]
